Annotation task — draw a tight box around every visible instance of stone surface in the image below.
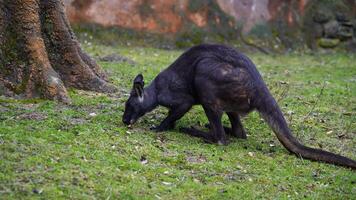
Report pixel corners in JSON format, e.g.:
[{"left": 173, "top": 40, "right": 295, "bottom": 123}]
[
  {"left": 324, "top": 20, "right": 340, "bottom": 38},
  {"left": 65, "top": 0, "right": 186, "bottom": 33},
  {"left": 313, "top": 10, "right": 333, "bottom": 24},
  {"left": 64, "top": 0, "right": 309, "bottom": 33},
  {"left": 63, "top": 0, "right": 356, "bottom": 50}
]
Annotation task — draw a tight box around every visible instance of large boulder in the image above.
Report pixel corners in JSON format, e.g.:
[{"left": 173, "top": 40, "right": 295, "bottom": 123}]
[{"left": 324, "top": 20, "right": 339, "bottom": 38}]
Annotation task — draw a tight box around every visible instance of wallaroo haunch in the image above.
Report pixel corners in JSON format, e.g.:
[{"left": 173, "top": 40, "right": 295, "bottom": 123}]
[{"left": 122, "top": 44, "right": 356, "bottom": 169}]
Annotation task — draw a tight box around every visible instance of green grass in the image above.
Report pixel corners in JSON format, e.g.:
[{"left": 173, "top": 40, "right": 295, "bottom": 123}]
[{"left": 1, "top": 44, "right": 355, "bottom": 199}]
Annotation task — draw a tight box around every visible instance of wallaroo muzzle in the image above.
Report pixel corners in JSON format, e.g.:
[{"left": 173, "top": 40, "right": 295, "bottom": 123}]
[
  {"left": 122, "top": 74, "right": 149, "bottom": 126},
  {"left": 122, "top": 114, "right": 138, "bottom": 125},
  {"left": 122, "top": 118, "right": 131, "bottom": 125}
]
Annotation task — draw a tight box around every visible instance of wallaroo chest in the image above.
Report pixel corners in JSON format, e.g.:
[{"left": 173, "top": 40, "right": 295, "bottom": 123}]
[{"left": 122, "top": 44, "right": 356, "bottom": 169}]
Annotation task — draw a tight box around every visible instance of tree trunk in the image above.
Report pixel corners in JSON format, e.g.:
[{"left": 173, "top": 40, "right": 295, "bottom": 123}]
[{"left": 0, "top": 0, "right": 116, "bottom": 103}]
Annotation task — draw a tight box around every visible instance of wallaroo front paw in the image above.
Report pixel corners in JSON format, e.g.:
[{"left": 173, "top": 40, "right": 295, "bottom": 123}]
[
  {"left": 150, "top": 126, "right": 165, "bottom": 132},
  {"left": 150, "top": 125, "right": 173, "bottom": 132}
]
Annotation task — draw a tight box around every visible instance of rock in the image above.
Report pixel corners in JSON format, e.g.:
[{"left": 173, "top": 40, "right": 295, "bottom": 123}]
[
  {"left": 317, "top": 38, "right": 340, "bottom": 48},
  {"left": 313, "top": 11, "right": 332, "bottom": 24},
  {"left": 323, "top": 20, "right": 339, "bottom": 38},
  {"left": 338, "top": 26, "right": 353, "bottom": 40},
  {"left": 335, "top": 13, "right": 349, "bottom": 23},
  {"left": 340, "top": 21, "right": 352, "bottom": 27}
]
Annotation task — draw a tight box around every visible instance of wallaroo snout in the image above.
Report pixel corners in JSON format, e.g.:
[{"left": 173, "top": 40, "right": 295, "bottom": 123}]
[{"left": 122, "top": 44, "right": 356, "bottom": 169}]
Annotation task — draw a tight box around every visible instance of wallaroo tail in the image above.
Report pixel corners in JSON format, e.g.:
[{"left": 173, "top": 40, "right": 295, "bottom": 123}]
[{"left": 258, "top": 93, "right": 356, "bottom": 169}]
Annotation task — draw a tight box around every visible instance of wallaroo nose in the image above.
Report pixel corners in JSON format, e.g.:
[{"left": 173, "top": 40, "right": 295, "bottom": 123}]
[{"left": 123, "top": 118, "right": 130, "bottom": 125}]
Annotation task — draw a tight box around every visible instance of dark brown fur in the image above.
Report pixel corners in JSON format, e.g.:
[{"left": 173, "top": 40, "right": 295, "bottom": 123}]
[{"left": 123, "top": 44, "right": 356, "bottom": 169}]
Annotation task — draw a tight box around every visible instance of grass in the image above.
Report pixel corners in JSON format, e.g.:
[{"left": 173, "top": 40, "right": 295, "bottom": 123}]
[{"left": 0, "top": 43, "right": 355, "bottom": 199}]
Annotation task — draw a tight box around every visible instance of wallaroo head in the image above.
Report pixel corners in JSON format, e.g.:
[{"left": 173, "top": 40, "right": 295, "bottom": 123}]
[{"left": 122, "top": 74, "right": 148, "bottom": 125}]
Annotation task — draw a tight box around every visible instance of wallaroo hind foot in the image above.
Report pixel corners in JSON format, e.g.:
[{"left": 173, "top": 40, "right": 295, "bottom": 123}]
[
  {"left": 235, "top": 128, "right": 247, "bottom": 139},
  {"left": 180, "top": 127, "right": 229, "bottom": 145},
  {"left": 204, "top": 123, "right": 247, "bottom": 139}
]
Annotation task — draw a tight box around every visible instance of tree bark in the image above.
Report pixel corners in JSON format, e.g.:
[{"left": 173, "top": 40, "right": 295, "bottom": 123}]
[{"left": 0, "top": 0, "right": 116, "bottom": 103}]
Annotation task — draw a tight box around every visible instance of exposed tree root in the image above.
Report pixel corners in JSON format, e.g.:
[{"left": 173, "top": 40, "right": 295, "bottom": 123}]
[{"left": 0, "top": 0, "right": 116, "bottom": 103}]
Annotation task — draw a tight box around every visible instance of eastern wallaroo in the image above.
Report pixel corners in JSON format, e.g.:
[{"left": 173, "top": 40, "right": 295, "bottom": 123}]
[{"left": 122, "top": 44, "right": 356, "bottom": 169}]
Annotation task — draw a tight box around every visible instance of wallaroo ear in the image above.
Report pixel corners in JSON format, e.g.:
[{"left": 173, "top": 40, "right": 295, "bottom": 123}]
[{"left": 133, "top": 74, "right": 144, "bottom": 97}]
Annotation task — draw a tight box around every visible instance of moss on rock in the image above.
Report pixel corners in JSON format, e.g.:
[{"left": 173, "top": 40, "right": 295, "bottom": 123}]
[{"left": 318, "top": 38, "right": 340, "bottom": 48}]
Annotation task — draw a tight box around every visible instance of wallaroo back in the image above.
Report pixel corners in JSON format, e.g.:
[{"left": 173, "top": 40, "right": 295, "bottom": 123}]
[{"left": 123, "top": 44, "right": 356, "bottom": 169}]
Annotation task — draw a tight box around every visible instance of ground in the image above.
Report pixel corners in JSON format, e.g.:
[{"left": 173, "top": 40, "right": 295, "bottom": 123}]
[{"left": 0, "top": 43, "right": 355, "bottom": 199}]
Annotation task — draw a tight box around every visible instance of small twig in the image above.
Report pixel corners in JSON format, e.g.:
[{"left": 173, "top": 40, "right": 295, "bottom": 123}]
[
  {"left": 341, "top": 85, "right": 353, "bottom": 137},
  {"left": 276, "top": 82, "right": 290, "bottom": 102},
  {"left": 302, "top": 82, "right": 326, "bottom": 122}
]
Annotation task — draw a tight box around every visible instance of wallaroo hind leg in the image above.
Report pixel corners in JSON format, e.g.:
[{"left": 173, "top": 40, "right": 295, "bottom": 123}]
[
  {"left": 227, "top": 112, "right": 247, "bottom": 139},
  {"left": 181, "top": 105, "right": 228, "bottom": 145},
  {"left": 204, "top": 112, "right": 246, "bottom": 139}
]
